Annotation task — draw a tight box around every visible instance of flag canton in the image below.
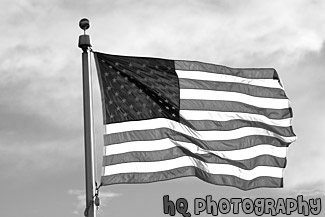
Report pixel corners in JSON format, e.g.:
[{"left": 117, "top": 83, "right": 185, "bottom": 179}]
[{"left": 96, "top": 53, "right": 180, "bottom": 124}]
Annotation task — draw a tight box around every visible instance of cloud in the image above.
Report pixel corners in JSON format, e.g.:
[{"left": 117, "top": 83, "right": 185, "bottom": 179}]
[
  {"left": 68, "top": 189, "right": 87, "bottom": 215},
  {"left": 281, "top": 41, "right": 325, "bottom": 187},
  {"left": 287, "top": 182, "right": 325, "bottom": 197},
  {"left": 83, "top": 0, "right": 325, "bottom": 70},
  {"left": 0, "top": 42, "right": 85, "bottom": 176},
  {"left": 247, "top": 181, "right": 325, "bottom": 205},
  {"left": 68, "top": 189, "right": 120, "bottom": 215},
  {"left": 0, "top": 42, "right": 84, "bottom": 144}
]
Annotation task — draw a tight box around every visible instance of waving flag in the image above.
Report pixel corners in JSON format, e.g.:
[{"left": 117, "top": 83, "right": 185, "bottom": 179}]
[{"left": 94, "top": 52, "right": 296, "bottom": 190}]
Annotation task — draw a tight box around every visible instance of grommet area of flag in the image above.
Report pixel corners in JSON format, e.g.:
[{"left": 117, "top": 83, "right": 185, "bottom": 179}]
[{"left": 93, "top": 51, "right": 297, "bottom": 191}]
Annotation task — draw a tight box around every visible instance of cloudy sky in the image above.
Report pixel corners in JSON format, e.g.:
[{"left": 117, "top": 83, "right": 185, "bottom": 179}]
[{"left": 0, "top": 0, "right": 324, "bottom": 216}]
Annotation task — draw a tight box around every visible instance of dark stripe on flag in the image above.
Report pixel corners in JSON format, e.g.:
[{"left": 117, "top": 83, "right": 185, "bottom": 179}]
[
  {"left": 181, "top": 99, "right": 293, "bottom": 119},
  {"left": 175, "top": 60, "right": 279, "bottom": 80},
  {"left": 104, "top": 129, "right": 291, "bottom": 149},
  {"left": 179, "top": 79, "right": 287, "bottom": 99},
  {"left": 185, "top": 120, "right": 295, "bottom": 137},
  {"left": 101, "top": 167, "right": 283, "bottom": 190},
  {"left": 103, "top": 150, "right": 286, "bottom": 170}
]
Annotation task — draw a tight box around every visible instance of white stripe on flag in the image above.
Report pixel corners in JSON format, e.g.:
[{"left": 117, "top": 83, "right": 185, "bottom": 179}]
[
  {"left": 180, "top": 89, "right": 290, "bottom": 109},
  {"left": 103, "top": 156, "right": 284, "bottom": 180},
  {"left": 180, "top": 110, "right": 293, "bottom": 127},
  {"left": 104, "top": 138, "right": 287, "bottom": 160},
  {"left": 176, "top": 70, "right": 283, "bottom": 89},
  {"left": 104, "top": 118, "right": 297, "bottom": 143}
]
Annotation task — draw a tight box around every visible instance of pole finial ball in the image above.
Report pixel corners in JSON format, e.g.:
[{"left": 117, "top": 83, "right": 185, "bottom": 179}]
[{"left": 79, "top": 18, "right": 90, "bottom": 31}]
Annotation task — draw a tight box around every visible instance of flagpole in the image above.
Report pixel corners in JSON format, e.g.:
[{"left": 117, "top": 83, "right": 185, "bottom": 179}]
[{"left": 78, "top": 18, "right": 96, "bottom": 217}]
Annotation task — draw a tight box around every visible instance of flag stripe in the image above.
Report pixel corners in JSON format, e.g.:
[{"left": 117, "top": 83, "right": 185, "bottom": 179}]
[
  {"left": 180, "top": 89, "right": 290, "bottom": 109},
  {"left": 181, "top": 99, "right": 292, "bottom": 119},
  {"left": 179, "top": 78, "right": 287, "bottom": 99},
  {"left": 180, "top": 110, "right": 292, "bottom": 127},
  {"left": 103, "top": 151, "right": 286, "bottom": 170},
  {"left": 175, "top": 60, "right": 279, "bottom": 79},
  {"left": 104, "top": 138, "right": 287, "bottom": 160},
  {"left": 101, "top": 167, "right": 283, "bottom": 190},
  {"left": 183, "top": 120, "right": 294, "bottom": 137},
  {"left": 104, "top": 129, "right": 290, "bottom": 149},
  {"left": 104, "top": 118, "right": 296, "bottom": 143},
  {"left": 176, "top": 70, "right": 282, "bottom": 89},
  {"left": 102, "top": 156, "right": 284, "bottom": 180}
]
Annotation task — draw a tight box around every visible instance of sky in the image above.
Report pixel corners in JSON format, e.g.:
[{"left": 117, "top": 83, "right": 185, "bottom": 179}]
[{"left": 0, "top": 0, "right": 324, "bottom": 216}]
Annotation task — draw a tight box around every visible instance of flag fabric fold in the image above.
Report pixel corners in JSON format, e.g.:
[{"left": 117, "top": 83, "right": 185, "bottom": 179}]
[{"left": 94, "top": 52, "right": 296, "bottom": 190}]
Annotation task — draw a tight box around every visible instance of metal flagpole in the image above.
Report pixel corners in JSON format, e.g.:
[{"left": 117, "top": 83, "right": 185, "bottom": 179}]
[{"left": 78, "top": 18, "right": 96, "bottom": 217}]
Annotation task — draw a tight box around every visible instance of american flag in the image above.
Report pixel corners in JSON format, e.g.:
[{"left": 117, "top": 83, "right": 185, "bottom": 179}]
[{"left": 94, "top": 52, "right": 296, "bottom": 190}]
